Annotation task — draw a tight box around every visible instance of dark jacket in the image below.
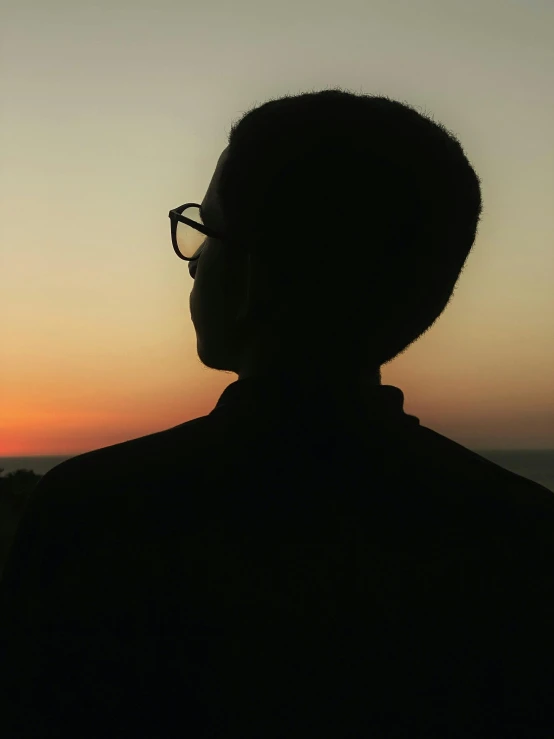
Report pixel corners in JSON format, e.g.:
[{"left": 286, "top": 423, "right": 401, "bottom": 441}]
[{"left": 1, "top": 374, "right": 553, "bottom": 738}]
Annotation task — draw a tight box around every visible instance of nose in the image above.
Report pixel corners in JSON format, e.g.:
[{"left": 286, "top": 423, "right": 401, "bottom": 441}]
[{"left": 188, "top": 258, "right": 198, "bottom": 279}]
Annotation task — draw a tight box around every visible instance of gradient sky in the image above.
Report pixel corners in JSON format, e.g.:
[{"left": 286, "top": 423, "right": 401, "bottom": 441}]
[{"left": 2, "top": 0, "right": 553, "bottom": 456}]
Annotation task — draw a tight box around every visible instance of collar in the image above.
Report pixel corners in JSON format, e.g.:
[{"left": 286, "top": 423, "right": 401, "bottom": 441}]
[{"left": 210, "top": 372, "right": 420, "bottom": 434}]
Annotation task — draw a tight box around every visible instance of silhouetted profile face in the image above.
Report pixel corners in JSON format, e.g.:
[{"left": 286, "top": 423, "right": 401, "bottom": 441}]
[
  {"left": 189, "top": 147, "right": 381, "bottom": 390},
  {"left": 189, "top": 147, "right": 250, "bottom": 374}
]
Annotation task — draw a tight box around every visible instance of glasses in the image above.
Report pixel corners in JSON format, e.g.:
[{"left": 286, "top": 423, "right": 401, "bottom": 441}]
[{"left": 168, "top": 203, "right": 224, "bottom": 261}]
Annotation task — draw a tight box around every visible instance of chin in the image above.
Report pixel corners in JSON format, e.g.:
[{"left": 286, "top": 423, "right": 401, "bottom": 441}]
[{"left": 197, "top": 339, "right": 238, "bottom": 374}]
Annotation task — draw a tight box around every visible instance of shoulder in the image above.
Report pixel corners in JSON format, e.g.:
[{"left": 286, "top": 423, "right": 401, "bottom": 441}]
[
  {"left": 1, "top": 414, "right": 219, "bottom": 583},
  {"left": 411, "top": 426, "right": 554, "bottom": 553},
  {"left": 35, "top": 413, "right": 217, "bottom": 505},
  {"left": 0, "top": 414, "right": 219, "bottom": 604}
]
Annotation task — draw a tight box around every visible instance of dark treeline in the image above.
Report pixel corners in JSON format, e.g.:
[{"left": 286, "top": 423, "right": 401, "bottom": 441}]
[{"left": 0, "top": 469, "right": 43, "bottom": 579}]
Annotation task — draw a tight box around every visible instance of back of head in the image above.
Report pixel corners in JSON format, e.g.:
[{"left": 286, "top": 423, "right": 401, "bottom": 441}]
[{"left": 217, "top": 88, "right": 483, "bottom": 369}]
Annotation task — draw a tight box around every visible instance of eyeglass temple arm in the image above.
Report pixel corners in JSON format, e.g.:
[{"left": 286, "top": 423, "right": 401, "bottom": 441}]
[{"left": 169, "top": 209, "right": 221, "bottom": 239}]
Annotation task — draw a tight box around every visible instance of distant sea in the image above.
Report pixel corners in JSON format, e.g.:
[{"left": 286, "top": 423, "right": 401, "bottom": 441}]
[
  {"left": 0, "top": 456, "right": 74, "bottom": 476},
  {"left": 1, "top": 449, "right": 553, "bottom": 493}
]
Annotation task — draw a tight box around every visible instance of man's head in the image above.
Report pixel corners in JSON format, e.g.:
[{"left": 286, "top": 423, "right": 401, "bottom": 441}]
[{"left": 189, "top": 88, "right": 483, "bottom": 382}]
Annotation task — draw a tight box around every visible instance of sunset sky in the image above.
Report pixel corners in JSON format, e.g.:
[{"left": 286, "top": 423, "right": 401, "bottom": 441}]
[{"left": 2, "top": 0, "right": 553, "bottom": 456}]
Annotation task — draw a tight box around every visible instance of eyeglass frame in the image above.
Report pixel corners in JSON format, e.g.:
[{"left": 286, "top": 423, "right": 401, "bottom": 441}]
[{"left": 168, "top": 203, "right": 225, "bottom": 261}]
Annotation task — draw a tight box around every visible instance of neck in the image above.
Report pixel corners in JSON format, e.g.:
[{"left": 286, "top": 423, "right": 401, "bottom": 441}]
[
  {"left": 237, "top": 358, "right": 381, "bottom": 395},
  {"left": 237, "top": 362, "right": 383, "bottom": 432}
]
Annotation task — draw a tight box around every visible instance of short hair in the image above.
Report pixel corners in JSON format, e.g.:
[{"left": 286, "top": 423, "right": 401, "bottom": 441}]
[{"left": 217, "top": 87, "right": 483, "bottom": 368}]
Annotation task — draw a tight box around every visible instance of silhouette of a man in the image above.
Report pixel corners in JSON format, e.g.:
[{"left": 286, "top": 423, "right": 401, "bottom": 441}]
[{"left": 1, "top": 89, "right": 553, "bottom": 739}]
